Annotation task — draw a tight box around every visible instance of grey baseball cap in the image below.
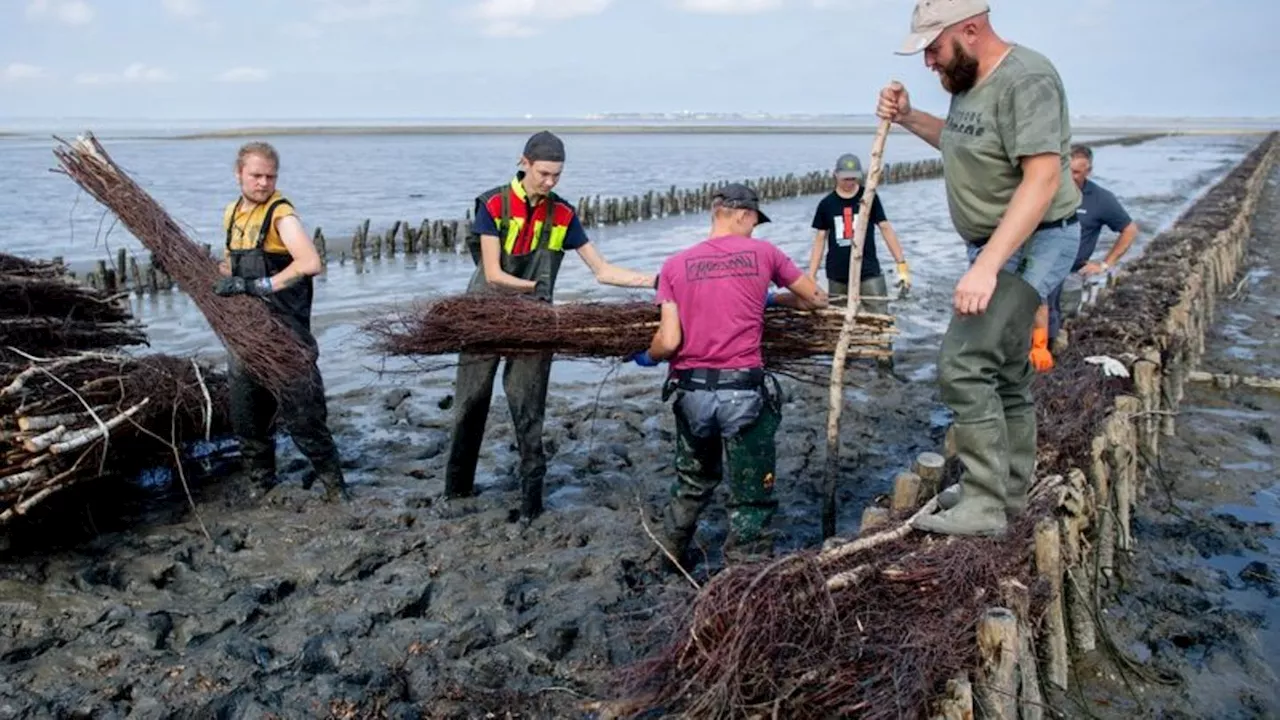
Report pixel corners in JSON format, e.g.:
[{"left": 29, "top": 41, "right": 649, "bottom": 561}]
[
  {"left": 835, "top": 153, "right": 864, "bottom": 180},
  {"left": 522, "top": 130, "right": 565, "bottom": 162},
  {"left": 712, "top": 183, "right": 771, "bottom": 224},
  {"left": 896, "top": 0, "right": 990, "bottom": 55}
]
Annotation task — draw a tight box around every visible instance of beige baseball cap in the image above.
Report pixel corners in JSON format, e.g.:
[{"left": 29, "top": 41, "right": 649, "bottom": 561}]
[{"left": 895, "top": 0, "right": 990, "bottom": 55}]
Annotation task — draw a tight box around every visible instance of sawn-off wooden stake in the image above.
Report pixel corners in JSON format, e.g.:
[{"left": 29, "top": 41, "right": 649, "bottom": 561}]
[{"left": 822, "top": 113, "right": 893, "bottom": 539}]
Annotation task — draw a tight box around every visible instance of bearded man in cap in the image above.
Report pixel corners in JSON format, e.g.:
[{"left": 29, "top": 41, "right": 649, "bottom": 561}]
[
  {"left": 876, "top": 0, "right": 1081, "bottom": 537},
  {"left": 447, "top": 130, "right": 657, "bottom": 521}
]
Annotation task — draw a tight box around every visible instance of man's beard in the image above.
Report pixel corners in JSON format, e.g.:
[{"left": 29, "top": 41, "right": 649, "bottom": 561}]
[{"left": 940, "top": 40, "right": 980, "bottom": 94}]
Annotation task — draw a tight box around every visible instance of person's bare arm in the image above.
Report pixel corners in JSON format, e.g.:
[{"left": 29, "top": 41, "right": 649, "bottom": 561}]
[
  {"left": 807, "top": 230, "right": 827, "bottom": 279},
  {"left": 480, "top": 234, "right": 537, "bottom": 293},
  {"left": 576, "top": 242, "right": 656, "bottom": 288},
  {"left": 877, "top": 82, "right": 943, "bottom": 150},
  {"left": 1083, "top": 221, "right": 1139, "bottom": 275},
  {"left": 955, "top": 153, "right": 1061, "bottom": 314},
  {"left": 879, "top": 221, "right": 906, "bottom": 264},
  {"left": 647, "top": 301, "right": 682, "bottom": 361},
  {"left": 773, "top": 273, "right": 829, "bottom": 310},
  {"left": 271, "top": 214, "right": 324, "bottom": 291},
  {"left": 899, "top": 109, "right": 944, "bottom": 150}
]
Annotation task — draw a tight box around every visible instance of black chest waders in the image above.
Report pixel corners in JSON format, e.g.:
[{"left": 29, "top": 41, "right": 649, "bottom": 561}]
[
  {"left": 225, "top": 197, "right": 316, "bottom": 344},
  {"left": 223, "top": 197, "right": 345, "bottom": 500},
  {"left": 446, "top": 187, "right": 565, "bottom": 518}
]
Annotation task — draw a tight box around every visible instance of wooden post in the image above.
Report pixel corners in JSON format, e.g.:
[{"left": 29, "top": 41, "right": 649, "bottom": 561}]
[
  {"left": 914, "top": 451, "right": 946, "bottom": 497},
  {"left": 859, "top": 506, "right": 889, "bottom": 535},
  {"left": 930, "top": 674, "right": 973, "bottom": 720},
  {"left": 975, "top": 607, "right": 1019, "bottom": 720},
  {"left": 1034, "top": 519, "right": 1069, "bottom": 690},
  {"left": 891, "top": 471, "right": 922, "bottom": 512},
  {"left": 1000, "top": 579, "right": 1044, "bottom": 720},
  {"left": 823, "top": 114, "right": 892, "bottom": 538}
]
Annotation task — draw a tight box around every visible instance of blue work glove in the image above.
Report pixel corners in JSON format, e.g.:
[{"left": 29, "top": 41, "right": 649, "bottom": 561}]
[
  {"left": 627, "top": 350, "right": 661, "bottom": 367},
  {"left": 765, "top": 290, "right": 778, "bottom": 308},
  {"left": 214, "top": 276, "right": 273, "bottom": 297}
]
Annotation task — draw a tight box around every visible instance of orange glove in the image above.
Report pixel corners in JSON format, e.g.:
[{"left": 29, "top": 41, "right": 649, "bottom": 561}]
[{"left": 1029, "top": 327, "right": 1054, "bottom": 373}]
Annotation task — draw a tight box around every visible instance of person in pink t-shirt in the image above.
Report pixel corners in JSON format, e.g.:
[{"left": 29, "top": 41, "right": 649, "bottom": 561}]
[{"left": 629, "top": 183, "right": 827, "bottom": 571}]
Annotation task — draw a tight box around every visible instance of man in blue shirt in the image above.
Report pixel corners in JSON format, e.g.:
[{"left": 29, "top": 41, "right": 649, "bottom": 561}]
[{"left": 1046, "top": 144, "right": 1140, "bottom": 341}]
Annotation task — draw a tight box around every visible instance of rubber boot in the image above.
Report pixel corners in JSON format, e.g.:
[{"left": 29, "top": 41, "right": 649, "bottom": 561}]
[
  {"left": 913, "top": 418, "right": 1009, "bottom": 537},
  {"left": 1003, "top": 409, "right": 1036, "bottom": 518},
  {"left": 938, "top": 483, "right": 962, "bottom": 510},
  {"left": 520, "top": 475, "right": 544, "bottom": 521},
  {"left": 655, "top": 501, "right": 702, "bottom": 574},
  {"left": 722, "top": 530, "right": 776, "bottom": 566},
  {"left": 238, "top": 437, "right": 276, "bottom": 500}
]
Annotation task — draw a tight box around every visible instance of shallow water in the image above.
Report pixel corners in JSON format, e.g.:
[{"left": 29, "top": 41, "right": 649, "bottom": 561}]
[{"left": 0, "top": 131, "right": 1263, "bottom": 411}]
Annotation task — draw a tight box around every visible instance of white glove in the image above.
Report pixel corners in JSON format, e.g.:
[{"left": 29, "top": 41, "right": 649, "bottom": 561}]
[{"left": 1084, "top": 355, "right": 1130, "bottom": 378}]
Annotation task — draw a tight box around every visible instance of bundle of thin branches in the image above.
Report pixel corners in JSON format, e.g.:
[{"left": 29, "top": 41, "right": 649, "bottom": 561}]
[
  {"left": 0, "top": 254, "right": 64, "bottom": 279},
  {"left": 0, "top": 269, "right": 135, "bottom": 326},
  {"left": 0, "top": 349, "right": 231, "bottom": 525},
  {"left": 614, "top": 505, "right": 1045, "bottom": 719},
  {"left": 363, "top": 294, "right": 896, "bottom": 376},
  {"left": 51, "top": 133, "right": 314, "bottom": 396},
  {"left": 0, "top": 251, "right": 146, "bottom": 352}
]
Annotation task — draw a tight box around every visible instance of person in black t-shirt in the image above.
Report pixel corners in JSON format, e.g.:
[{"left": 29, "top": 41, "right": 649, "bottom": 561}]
[{"left": 806, "top": 153, "right": 910, "bottom": 315}]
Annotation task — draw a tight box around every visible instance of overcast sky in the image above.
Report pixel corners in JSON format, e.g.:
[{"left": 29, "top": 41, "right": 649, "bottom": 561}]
[{"left": 0, "top": 0, "right": 1274, "bottom": 122}]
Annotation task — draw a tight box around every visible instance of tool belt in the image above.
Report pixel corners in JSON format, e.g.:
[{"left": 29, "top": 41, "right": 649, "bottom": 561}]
[
  {"left": 662, "top": 367, "right": 783, "bottom": 410},
  {"left": 969, "top": 212, "right": 1078, "bottom": 249},
  {"left": 675, "top": 368, "right": 764, "bottom": 391}
]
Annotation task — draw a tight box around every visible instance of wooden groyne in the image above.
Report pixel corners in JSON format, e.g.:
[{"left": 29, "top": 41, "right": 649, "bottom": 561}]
[
  {"left": 613, "top": 130, "right": 1279, "bottom": 719},
  {"left": 67, "top": 132, "right": 1173, "bottom": 296}
]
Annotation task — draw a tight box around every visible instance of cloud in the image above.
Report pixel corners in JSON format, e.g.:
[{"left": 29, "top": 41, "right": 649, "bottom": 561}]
[
  {"left": 26, "top": 0, "right": 94, "bottom": 25},
  {"left": 314, "top": 0, "right": 422, "bottom": 24},
  {"left": 75, "top": 63, "right": 172, "bottom": 85},
  {"left": 217, "top": 66, "right": 269, "bottom": 83},
  {"left": 470, "top": 0, "right": 612, "bottom": 36},
  {"left": 160, "top": 0, "right": 201, "bottom": 16},
  {"left": 3, "top": 63, "right": 48, "bottom": 81},
  {"left": 676, "top": 0, "right": 782, "bottom": 13}
]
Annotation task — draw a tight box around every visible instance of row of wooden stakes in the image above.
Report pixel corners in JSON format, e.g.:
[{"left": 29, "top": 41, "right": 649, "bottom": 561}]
[{"left": 68, "top": 132, "right": 1175, "bottom": 297}]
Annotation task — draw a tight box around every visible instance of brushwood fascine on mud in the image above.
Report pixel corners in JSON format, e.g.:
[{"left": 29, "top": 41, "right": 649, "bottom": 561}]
[
  {"left": 0, "top": 131, "right": 1273, "bottom": 719},
  {"left": 611, "top": 131, "right": 1280, "bottom": 719}
]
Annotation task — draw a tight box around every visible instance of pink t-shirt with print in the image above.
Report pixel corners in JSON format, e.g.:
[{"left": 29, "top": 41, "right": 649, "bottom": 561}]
[{"left": 655, "top": 234, "right": 804, "bottom": 371}]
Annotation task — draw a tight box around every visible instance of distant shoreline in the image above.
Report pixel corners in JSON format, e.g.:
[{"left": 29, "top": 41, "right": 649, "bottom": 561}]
[{"left": 166, "top": 123, "right": 1278, "bottom": 141}]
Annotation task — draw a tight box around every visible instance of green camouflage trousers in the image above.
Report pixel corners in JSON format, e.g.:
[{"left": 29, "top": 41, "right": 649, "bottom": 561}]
[{"left": 661, "top": 390, "right": 781, "bottom": 564}]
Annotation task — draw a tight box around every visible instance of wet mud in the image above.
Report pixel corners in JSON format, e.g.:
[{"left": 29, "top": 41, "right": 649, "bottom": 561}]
[
  {"left": 1070, "top": 165, "right": 1280, "bottom": 719},
  {"left": 0, "top": 342, "right": 941, "bottom": 718}
]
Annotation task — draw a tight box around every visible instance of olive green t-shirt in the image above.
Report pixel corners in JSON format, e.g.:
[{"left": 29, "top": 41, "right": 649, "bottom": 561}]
[{"left": 939, "top": 44, "right": 1081, "bottom": 244}]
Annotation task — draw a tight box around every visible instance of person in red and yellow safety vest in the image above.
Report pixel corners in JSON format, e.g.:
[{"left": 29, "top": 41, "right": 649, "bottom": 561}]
[{"left": 446, "top": 131, "right": 657, "bottom": 521}]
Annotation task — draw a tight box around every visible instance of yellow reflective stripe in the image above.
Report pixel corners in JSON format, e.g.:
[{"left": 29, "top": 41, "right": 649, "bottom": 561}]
[
  {"left": 547, "top": 224, "right": 567, "bottom": 251},
  {"left": 501, "top": 217, "right": 525, "bottom": 253}
]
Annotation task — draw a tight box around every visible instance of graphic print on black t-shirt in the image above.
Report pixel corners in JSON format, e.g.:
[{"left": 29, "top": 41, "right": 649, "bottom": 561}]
[{"left": 811, "top": 189, "right": 886, "bottom": 283}]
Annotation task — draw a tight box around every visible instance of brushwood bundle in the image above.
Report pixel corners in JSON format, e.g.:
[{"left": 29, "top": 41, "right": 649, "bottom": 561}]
[
  {"left": 51, "top": 133, "right": 314, "bottom": 396},
  {"left": 0, "top": 350, "right": 231, "bottom": 525},
  {"left": 612, "top": 490, "right": 1052, "bottom": 720},
  {"left": 363, "top": 294, "right": 896, "bottom": 379},
  {"left": 0, "top": 252, "right": 146, "bottom": 352}
]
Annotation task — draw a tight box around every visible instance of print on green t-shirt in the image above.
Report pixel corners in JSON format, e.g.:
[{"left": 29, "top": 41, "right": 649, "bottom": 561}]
[{"left": 939, "top": 45, "right": 1082, "bottom": 244}]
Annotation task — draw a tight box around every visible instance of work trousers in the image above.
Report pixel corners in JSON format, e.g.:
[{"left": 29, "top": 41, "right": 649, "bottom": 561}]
[
  {"left": 444, "top": 351, "right": 553, "bottom": 517},
  {"left": 829, "top": 274, "right": 890, "bottom": 316},
  {"left": 663, "top": 387, "right": 781, "bottom": 564},
  {"left": 228, "top": 346, "right": 342, "bottom": 480}
]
